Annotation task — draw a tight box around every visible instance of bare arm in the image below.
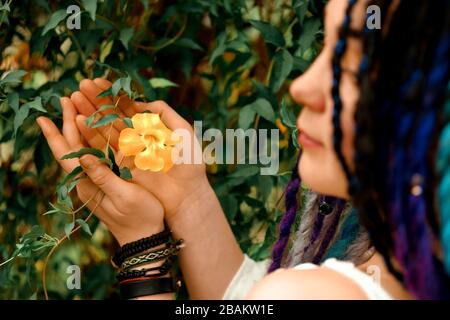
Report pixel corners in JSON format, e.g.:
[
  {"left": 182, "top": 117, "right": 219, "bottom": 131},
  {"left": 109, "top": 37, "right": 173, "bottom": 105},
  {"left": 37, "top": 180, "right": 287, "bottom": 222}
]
[{"left": 168, "top": 180, "right": 244, "bottom": 299}]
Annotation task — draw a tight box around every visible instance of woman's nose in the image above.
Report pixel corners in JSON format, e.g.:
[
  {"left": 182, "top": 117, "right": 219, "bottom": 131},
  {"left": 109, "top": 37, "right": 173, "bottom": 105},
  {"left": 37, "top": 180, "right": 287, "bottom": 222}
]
[{"left": 289, "top": 55, "right": 327, "bottom": 113}]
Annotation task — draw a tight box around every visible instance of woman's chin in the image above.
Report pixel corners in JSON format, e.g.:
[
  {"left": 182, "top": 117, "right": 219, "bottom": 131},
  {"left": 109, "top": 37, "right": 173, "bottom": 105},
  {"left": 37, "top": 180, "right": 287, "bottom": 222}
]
[{"left": 298, "top": 153, "right": 349, "bottom": 199}]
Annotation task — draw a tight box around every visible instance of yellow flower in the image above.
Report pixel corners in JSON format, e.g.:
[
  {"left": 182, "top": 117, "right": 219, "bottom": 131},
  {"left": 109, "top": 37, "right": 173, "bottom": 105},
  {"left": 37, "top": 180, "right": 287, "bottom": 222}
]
[{"left": 118, "top": 113, "right": 178, "bottom": 172}]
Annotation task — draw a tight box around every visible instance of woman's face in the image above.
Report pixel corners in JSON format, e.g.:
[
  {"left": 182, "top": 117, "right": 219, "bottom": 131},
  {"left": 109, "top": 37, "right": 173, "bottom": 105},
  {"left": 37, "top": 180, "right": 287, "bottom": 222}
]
[{"left": 290, "top": 0, "right": 368, "bottom": 199}]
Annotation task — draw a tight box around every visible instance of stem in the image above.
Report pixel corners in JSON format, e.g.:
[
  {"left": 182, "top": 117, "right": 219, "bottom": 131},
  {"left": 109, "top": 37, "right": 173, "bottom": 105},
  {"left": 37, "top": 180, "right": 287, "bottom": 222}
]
[
  {"left": 133, "top": 15, "right": 187, "bottom": 52},
  {"left": 67, "top": 29, "right": 86, "bottom": 62},
  {"left": 42, "top": 101, "right": 127, "bottom": 299},
  {"left": 42, "top": 191, "right": 104, "bottom": 300},
  {"left": 0, "top": 256, "right": 15, "bottom": 268}
]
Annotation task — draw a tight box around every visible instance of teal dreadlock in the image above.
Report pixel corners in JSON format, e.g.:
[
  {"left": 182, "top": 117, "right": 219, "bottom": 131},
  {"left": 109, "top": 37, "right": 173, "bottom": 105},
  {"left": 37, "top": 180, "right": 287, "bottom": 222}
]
[{"left": 437, "top": 82, "right": 450, "bottom": 275}]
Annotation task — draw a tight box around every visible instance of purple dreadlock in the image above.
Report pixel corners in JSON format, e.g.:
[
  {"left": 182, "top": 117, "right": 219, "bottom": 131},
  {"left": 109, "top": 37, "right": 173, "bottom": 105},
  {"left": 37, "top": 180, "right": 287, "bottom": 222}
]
[{"left": 346, "top": 0, "right": 450, "bottom": 299}]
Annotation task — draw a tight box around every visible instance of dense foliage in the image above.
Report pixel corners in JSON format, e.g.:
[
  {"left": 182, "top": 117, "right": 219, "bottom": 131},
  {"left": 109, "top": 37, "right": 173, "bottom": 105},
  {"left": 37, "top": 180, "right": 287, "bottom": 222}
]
[{"left": 0, "top": 0, "right": 325, "bottom": 299}]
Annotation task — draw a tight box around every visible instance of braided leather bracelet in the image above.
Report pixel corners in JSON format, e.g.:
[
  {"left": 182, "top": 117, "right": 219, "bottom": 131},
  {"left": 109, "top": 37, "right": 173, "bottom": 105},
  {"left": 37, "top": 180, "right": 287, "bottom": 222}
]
[
  {"left": 121, "top": 239, "right": 184, "bottom": 270},
  {"left": 112, "top": 229, "right": 172, "bottom": 267}
]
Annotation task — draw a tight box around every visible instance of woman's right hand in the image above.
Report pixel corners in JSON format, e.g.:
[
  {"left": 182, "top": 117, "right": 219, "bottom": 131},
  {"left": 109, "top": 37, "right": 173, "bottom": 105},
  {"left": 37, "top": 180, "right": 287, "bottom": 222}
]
[
  {"left": 36, "top": 98, "right": 166, "bottom": 246},
  {"left": 67, "top": 78, "right": 209, "bottom": 223}
]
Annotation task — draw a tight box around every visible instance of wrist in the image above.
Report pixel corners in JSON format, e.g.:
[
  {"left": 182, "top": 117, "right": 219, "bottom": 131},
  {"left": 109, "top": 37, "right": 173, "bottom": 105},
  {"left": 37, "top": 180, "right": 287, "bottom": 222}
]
[
  {"left": 166, "top": 177, "right": 216, "bottom": 227},
  {"left": 115, "top": 222, "right": 166, "bottom": 247}
]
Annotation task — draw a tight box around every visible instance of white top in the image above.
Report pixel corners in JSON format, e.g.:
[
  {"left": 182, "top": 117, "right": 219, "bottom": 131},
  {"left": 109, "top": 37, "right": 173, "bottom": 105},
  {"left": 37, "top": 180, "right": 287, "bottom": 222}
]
[{"left": 222, "top": 255, "right": 392, "bottom": 300}]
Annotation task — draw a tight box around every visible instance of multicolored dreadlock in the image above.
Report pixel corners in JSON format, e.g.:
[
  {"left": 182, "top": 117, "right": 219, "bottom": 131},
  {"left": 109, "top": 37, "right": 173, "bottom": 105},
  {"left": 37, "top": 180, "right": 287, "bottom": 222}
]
[
  {"left": 268, "top": 156, "right": 368, "bottom": 272},
  {"left": 335, "top": 0, "right": 404, "bottom": 281},
  {"left": 268, "top": 0, "right": 373, "bottom": 273},
  {"left": 339, "top": 0, "right": 450, "bottom": 299}
]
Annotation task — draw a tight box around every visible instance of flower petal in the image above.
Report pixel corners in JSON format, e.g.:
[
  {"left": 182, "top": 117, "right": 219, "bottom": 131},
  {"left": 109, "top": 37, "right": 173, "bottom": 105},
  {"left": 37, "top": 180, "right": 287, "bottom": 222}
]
[
  {"left": 132, "top": 113, "right": 165, "bottom": 133},
  {"left": 155, "top": 146, "right": 175, "bottom": 172},
  {"left": 162, "top": 127, "right": 182, "bottom": 146},
  {"left": 118, "top": 128, "right": 146, "bottom": 156},
  {"left": 134, "top": 147, "right": 165, "bottom": 172}
]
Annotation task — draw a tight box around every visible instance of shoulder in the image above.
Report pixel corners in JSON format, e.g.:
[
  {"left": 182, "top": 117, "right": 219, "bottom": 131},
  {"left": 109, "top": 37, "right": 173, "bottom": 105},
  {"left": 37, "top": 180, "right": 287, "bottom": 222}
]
[{"left": 245, "top": 266, "right": 368, "bottom": 300}]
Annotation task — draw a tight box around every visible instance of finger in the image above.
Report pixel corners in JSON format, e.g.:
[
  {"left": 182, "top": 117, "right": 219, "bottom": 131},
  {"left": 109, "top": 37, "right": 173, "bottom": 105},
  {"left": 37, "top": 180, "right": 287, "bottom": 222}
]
[
  {"left": 80, "top": 79, "right": 127, "bottom": 130},
  {"left": 76, "top": 115, "right": 108, "bottom": 150},
  {"left": 36, "top": 117, "right": 79, "bottom": 173},
  {"left": 72, "top": 90, "right": 125, "bottom": 136},
  {"left": 61, "top": 97, "right": 84, "bottom": 150},
  {"left": 92, "top": 78, "right": 112, "bottom": 89},
  {"left": 71, "top": 91, "right": 97, "bottom": 117},
  {"left": 76, "top": 114, "right": 120, "bottom": 151},
  {"left": 134, "top": 100, "right": 193, "bottom": 132},
  {"left": 79, "top": 154, "right": 131, "bottom": 201},
  {"left": 93, "top": 78, "right": 136, "bottom": 118}
]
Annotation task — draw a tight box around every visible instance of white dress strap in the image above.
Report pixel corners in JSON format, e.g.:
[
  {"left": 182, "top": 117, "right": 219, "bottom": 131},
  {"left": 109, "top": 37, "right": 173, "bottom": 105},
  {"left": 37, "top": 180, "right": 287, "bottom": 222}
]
[{"left": 222, "top": 254, "right": 270, "bottom": 300}]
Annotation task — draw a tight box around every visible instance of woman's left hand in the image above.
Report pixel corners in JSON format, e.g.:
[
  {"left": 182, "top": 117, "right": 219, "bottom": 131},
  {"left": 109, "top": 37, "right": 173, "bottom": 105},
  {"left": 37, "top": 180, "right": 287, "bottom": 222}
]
[{"left": 36, "top": 98, "right": 165, "bottom": 246}]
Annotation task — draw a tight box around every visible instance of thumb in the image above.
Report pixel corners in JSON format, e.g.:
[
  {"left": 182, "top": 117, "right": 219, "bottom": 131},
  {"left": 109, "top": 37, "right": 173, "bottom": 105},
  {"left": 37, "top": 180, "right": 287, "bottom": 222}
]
[{"left": 79, "top": 154, "right": 125, "bottom": 198}]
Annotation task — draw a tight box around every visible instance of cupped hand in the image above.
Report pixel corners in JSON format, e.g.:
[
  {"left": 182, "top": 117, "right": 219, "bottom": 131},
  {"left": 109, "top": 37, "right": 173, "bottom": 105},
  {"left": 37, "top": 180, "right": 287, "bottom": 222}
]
[
  {"left": 68, "top": 78, "right": 208, "bottom": 222},
  {"left": 36, "top": 98, "right": 165, "bottom": 246}
]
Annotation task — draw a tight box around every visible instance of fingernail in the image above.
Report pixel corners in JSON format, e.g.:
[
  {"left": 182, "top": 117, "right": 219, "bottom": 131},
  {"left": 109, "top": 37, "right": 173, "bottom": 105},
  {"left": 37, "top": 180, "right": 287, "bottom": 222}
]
[
  {"left": 80, "top": 155, "right": 97, "bottom": 169},
  {"left": 36, "top": 116, "right": 47, "bottom": 128}
]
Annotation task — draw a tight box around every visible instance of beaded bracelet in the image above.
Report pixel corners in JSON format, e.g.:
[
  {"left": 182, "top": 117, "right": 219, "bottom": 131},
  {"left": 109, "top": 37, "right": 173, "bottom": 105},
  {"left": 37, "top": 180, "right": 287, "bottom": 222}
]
[
  {"left": 112, "top": 228, "right": 172, "bottom": 267},
  {"left": 121, "top": 239, "right": 184, "bottom": 270}
]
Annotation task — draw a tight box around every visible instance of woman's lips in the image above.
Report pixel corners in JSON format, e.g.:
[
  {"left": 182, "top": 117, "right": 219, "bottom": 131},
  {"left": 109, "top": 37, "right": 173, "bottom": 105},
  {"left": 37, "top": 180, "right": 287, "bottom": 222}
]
[{"left": 298, "top": 130, "right": 323, "bottom": 148}]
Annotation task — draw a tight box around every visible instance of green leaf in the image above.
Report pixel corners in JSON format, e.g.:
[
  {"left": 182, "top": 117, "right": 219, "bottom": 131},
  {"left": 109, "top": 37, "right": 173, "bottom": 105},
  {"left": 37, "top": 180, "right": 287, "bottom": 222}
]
[
  {"left": 108, "top": 146, "right": 120, "bottom": 175},
  {"left": 86, "top": 104, "right": 115, "bottom": 127},
  {"left": 149, "top": 78, "right": 179, "bottom": 89},
  {"left": 24, "top": 97, "right": 46, "bottom": 113},
  {"left": 57, "top": 185, "right": 68, "bottom": 201},
  {"left": 119, "top": 27, "right": 134, "bottom": 49},
  {"left": 0, "top": 3, "right": 11, "bottom": 12},
  {"left": 43, "top": 203, "right": 69, "bottom": 216},
  {"left": 111, "top": 79, "right": 122, "bottom": 97},
  {"left": 99, "top": 158, "right": 113, "bottom": 168},
  {"left": 42, "top": 9, "right": 68, "bottom": 35},
  {"left": 238, "top": 104, "right": 256, "bottom": 130},
  {"left": 13, "top": 97, "right": 45, "bottom": 136},
  {"left": 238, "top": 98, "right": 275, "bottom": 129},
  {"left": 119, "top": 167, "right": 132, "bottom": 180},
  {"left": 280, "top": 99, "right": 297, "bottom": 128},
  {"left": 123, "top": 117, "right": 133, "bottom": 128},
  {"left": 97, "top": 87, "right": 113, "bottom": 98},
  {"left": 92, "top": 114, "right": 119, "bottom": 128},
  {"left": 219, "top": 195, "right": 238, "bottom": 221},
  {"left": 82, "top": 0, "right": 97, "bottom": 21},
  {"left": 249, "top": 20, "right": 285, "bottom": 47},
  {"left": 0, "top": 70, "right": 27, "bottom": 86},
  {"left": 13, "top": 105, "right": 30, "bottom": 137},
  {"left": 61, "top": 147, "right": 105, "bottom": 160},
  {"left": 229, "top": 166, "right": 260, "bottom": 178},
  {"left": 76, "top": 219, "right": 92, "bottom": 236},
  {"left": 140, "top": 0, "right": 149, "bottom": 10},
  {"left": 252, "top": 98, "right": 275, "bottom": 123},
  {"left": 292, "top": 128, "right": 300, "bottom": 149},
  {"left": 209, "top": 32, "right": 227, "bottom": 66},
  {"left": 20, "top": 226, "right": 45, "bottom": 244},
  {"left": 299, "top": 19, "right": 321, "bottom": 52},
  {"left": 64, "top": 222, "right": 75, "bottom": 239},
  {"left": 293, "top": 0, "right": 309, "bottom": 26},
  {"left": 59, "top": 166, "right": 83, "bottom": 187},
  {"left": 7, "top": 92, "right": 19, "bottom": 112},
  {"left": 269, "top": 49, "right": 293, "bottom": 92},
  {"left": 175, "top": 38, "right": 204, "bottom": 51},
  {"left": 121, "top": 77, "right": 132, "bottom": 97},
  {"left": 292, "top": 56, "right": 310, "bottom": 72}
]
